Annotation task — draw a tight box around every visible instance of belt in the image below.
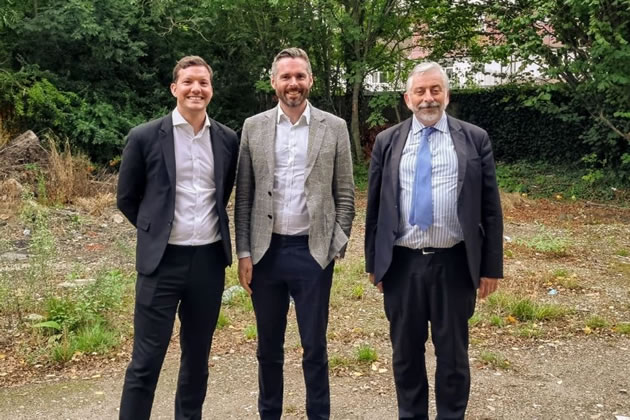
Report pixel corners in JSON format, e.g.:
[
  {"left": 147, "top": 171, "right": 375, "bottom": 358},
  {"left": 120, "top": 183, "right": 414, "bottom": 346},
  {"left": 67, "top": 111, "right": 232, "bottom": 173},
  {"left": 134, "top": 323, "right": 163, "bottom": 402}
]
[
  {"left": 270, "top": 233, "right": 309, "bottom": 246},
  {"left": 395, "top": 241, "right": 464, "bottom": 255}
]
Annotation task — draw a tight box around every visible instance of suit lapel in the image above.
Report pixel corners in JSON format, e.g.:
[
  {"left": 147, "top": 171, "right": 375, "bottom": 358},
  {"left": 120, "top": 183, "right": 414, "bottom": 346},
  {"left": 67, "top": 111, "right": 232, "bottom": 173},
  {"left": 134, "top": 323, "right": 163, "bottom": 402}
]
[
  {"left": 160, "top": 114, "right": 176, "bottom": 189},
  {"left": 448, "top": 115, "right": 467, "bottom": 197},
  {"left": 263, "top": 110, "right": 276, "bottom": 177},
  {"left": 305, "top": 107, "right": 325, "bottom": 181},
  {"left": 391, "top": 118, "right": 412, "bottom": 199},
  {"left": 209, "top": 119, "right": 225, "bottom": 197}
]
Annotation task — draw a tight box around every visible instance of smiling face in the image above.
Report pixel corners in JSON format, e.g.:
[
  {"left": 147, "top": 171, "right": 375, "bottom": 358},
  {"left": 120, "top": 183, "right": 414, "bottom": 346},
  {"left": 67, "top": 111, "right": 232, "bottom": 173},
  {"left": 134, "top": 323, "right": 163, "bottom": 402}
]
[
  {"left": 271, "top": 57, "right": 313, "bottom": 113},
  {"left": 170, "top": 65, "right": 213, "bottom": 119},
  {"left": 404, "top": 69, "right": 449, "bottom": 126}
]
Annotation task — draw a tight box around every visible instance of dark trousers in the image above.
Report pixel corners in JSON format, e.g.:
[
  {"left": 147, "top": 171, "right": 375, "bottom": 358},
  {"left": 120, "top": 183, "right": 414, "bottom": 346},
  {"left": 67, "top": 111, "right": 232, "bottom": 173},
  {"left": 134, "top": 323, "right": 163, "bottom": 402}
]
[
  {"left": 383, "top": 243, "right": 476, "bottom": 420},
  {"left": 251, "top": 234, "right": 334, "bottom": 420},
  {"left": 119, "top": 242, "right": 226, "bottom": 420}
]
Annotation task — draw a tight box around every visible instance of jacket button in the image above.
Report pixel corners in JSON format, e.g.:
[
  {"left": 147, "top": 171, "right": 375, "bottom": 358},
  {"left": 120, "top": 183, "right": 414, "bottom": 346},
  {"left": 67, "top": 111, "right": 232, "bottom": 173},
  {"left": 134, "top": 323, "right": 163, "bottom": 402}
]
[
  {"left": 268, "top": 191, "right": 272, "bottom": 196},
  {"left": 268, "top": 215, "right": 272, "bottom": 219}
]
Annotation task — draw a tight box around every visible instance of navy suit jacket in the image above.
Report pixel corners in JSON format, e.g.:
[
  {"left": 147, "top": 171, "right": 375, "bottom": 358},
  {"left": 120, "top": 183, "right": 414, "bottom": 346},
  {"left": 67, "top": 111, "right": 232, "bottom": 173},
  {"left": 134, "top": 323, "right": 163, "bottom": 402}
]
[
  {"left": 117, "top": 113, "right": 239, "bottom": 275},
  {"left": 365, "top": 115, "right": 503, "bottom": 287}
]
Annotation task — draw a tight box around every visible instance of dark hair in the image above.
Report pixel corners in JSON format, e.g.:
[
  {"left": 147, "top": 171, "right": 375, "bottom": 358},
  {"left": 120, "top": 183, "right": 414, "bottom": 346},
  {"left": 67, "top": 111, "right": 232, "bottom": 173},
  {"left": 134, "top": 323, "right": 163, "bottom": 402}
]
[{"left": 172, "top": 56, "right": 213, "bottom": 82}]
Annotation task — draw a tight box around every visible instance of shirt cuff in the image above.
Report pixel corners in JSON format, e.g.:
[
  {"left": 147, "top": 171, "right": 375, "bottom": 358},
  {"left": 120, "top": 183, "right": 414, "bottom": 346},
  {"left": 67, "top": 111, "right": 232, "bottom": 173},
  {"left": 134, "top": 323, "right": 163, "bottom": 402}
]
[{"left": 237, "top": 251, "right": 251, "bottom": 259}]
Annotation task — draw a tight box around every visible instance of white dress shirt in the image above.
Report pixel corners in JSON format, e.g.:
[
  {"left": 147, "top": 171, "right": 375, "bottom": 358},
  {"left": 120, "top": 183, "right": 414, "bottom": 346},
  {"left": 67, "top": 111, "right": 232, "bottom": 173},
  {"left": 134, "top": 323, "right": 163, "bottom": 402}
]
[
  {"left": 273, "top": 104, "right": 311, "bottom": 235},
  {"left": 168, "top": 108, "right": 221, "bottom": 245},
  {"left": 395, "top": 112, "right": 463, "bottom": 249}
]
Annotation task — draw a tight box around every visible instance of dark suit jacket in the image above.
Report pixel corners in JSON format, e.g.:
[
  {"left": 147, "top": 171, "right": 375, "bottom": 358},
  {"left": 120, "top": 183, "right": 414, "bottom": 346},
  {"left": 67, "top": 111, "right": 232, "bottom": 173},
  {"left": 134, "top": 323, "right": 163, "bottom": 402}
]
[
  {"left": 365, "top": 115, "right": 503, "bottom": 288},
  {"left": 117, "top": 113, "right": 239, "bottom": 276}
]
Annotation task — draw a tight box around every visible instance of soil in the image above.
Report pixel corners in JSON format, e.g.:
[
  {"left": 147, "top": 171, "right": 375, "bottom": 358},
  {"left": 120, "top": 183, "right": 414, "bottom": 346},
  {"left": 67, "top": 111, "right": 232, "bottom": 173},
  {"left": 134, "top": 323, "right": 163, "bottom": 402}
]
[{"left": 0, "top": 192, "right": 629, "bottom": 419}]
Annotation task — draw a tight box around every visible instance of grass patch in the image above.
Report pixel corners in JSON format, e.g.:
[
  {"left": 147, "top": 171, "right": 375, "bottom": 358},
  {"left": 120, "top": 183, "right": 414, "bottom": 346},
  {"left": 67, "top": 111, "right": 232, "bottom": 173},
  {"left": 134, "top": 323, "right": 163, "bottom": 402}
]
[
  {"left": 484, "top": 292, "right": 569, "bottom": 322},
  {"left": 516, "top": 323, "right": 543, "bottom": 338},
  {"left": 216, "top": 311, "right": 230, "bottom": 329},
  {"left": 616, "top": 249, "right": 629, "bottom": 257},
  {"left": 468, "top": 313, "right": 482, "bottom": 327},
  {"left": 244, "top": 325, "right": 257, "bottom": 340},
  {"left": 516, "top": 229, "right": 569, "bottom": 256},
  {"left": 329, "top": 354, "right": 352, "bottom": 369},
  {"left": 479, "top": 350, "right": 510, "bottom": 370},
  {"left": 585, "top": 315, "right": 609, "bottom": 329},
  {"left": 615, "top": 323, "right": 630, "bottom": 335},
  {"left": 356, "top": 344, "right": 378, "bottom": 363}
]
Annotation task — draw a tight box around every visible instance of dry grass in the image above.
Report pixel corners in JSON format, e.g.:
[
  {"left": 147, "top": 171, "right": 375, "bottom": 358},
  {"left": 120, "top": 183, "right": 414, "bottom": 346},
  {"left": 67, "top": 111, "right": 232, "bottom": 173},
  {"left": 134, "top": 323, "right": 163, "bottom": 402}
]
[
  {"left": 0, "top": 178, "right": 24, "bottom": 214},
  {"left": 46, "top": 137, "right": 94, "bottom": 204},
  {"left": 75, "top": 192, "right": 116, "bottom": 216},
  {"left": 500, "top": 191, "right": 533, "bottom": 212},
  {"left": 0, "top": 116, "right": 11, "bottom": 148}
]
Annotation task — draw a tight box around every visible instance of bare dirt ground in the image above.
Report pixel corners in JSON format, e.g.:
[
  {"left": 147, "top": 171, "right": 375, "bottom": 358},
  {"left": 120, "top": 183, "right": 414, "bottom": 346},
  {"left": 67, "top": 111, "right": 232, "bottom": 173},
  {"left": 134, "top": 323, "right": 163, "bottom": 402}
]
[{"left": 1, "top": 193, "right": 629, "bottom": 419}]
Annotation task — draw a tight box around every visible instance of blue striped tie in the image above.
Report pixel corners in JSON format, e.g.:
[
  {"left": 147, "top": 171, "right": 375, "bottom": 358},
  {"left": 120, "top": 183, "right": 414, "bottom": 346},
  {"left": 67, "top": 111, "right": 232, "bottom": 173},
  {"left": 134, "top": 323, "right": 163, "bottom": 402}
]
[{"left": 409, "top": 126, "right": 436, "bottom": 231}]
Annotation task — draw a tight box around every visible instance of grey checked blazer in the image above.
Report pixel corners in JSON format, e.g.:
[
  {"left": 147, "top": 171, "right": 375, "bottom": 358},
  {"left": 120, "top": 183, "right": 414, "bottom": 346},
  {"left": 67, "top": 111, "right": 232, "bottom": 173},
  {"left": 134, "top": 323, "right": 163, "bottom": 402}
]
[{"left": 234, "top": 105, "right": 355, "bottom": 268}]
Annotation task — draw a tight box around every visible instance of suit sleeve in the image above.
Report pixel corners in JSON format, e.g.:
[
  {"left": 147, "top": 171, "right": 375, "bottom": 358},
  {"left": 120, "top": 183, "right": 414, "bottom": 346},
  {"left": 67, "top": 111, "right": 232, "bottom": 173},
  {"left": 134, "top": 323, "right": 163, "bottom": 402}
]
[
  {"left": 116, "top": 129, "right": 145, "bottom": 227},
  {"left": 234, "top": 119, "right": 254, "bottom": 257},
  {"left": 223, "top": 129, "right": 240, "bottom": 208},
  {"left": 333, "top": 120, "right": 355, "bottom": 242},
  {"left": 365, "top": 132, "right": 384, "bottom": 275},
  {"left": 479, "top": 133, "right": 504, "bottom": 278}
]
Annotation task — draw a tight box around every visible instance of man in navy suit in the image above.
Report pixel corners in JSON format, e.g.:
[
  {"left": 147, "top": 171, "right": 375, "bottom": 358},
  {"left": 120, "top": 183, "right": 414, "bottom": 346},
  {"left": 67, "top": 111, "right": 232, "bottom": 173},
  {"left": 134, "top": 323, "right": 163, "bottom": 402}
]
[
  {"left": 365, "top": 61, "right": 503, "bottom": 419},
  {"left": 117, "top": 56, "right": 239, "bottom": 420}
]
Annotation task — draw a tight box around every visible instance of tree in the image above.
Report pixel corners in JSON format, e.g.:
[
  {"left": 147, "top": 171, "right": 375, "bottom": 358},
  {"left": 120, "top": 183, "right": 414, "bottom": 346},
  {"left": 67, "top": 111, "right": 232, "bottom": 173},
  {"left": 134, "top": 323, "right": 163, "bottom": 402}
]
[{"left": 479, "top": 0, "right": 630, "bottom": 169}]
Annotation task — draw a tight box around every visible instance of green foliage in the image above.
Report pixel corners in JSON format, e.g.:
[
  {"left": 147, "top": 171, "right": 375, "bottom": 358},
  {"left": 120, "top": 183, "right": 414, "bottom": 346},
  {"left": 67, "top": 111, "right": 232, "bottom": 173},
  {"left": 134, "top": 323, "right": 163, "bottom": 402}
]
[
  {"left": 585, "top": 316, "right": 609, "bottom": 330},
  {"left": 615, "top": 323, "right": 630, "bottom": 335},
  {"left": 480, "top": 0, "right": 630, "bottom": 171},
  {"left": 367, "top": 92, "right": 400, "bottom": 128},
  {"left": 244, "top": 324, "right": 257, "bottom": 340},
  {"left": 485, "top": 292, "right": 569, "bottom": 322},
  {"left": 450, "top": 85, "right": 589, "bottom": 164},
  {"left": 216, "top": 311, "right": 230, "bottom": 329},
  {"left": 516, "top": 228, "right": 569, "bottom": 256},
  {"left": 356, "top": 344, "right": 378, "bottom": 363},
  {"left": 496, "top": 161, "right": 629, "bottom": 204},
  {"left": 479, "top": 350, "right": 510, "bottom": 370}
]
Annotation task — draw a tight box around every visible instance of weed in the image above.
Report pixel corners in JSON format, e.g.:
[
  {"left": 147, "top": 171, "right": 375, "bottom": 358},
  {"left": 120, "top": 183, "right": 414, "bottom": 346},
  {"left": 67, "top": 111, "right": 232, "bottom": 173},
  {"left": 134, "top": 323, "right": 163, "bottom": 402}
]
[
  {"left": 479, "top": 350, "right": 510, "bottom": 370},
  {"left": 615, "top": 323, "right": 630, "bottom": 335},
  {"left": 244, "top": 325, "right": 257, "bottom": 340},
  {"left": 516, "top": 228, "right": 569, "bottom": 256},
  {"left": 616, "top": 249, "right": 629, "bottom": 257},
  {"left": 484, "top": 292, "right": 569, "bottom": 322},
  {"left": 489, "top": 315, "right": 505, "bottom": 327},
  {"left": 73, "top": 323, "right": 118, "bottom": 354},
  {"left": 356, "top": 344, "right": 378, "bottom": 363},
  {"left": 516, "top": 323, "right": 543, "bottom": 338},
  {"left": 468, "top": 313, "right": 482, "bottom": 327},
  {"left": 50, "top": 333, "right": 76, "bottom": 363},
  {"left": 585, "top": 315, "right": 609, "bottom": 329},
  {"left": 351, "top": 284, "right": 364, "bottom": 300},
  {"left": 216, "top": 311, "right": 230, "bottom": 329},
  {"left": 329, "top": 354, "right": 351, "bottom": 369}
]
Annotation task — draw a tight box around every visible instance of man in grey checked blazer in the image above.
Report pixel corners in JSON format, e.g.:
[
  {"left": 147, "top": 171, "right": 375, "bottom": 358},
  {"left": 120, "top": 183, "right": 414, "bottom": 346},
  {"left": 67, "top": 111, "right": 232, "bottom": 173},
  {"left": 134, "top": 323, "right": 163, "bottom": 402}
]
[{"left": 234, "top": 48, "right": 355, "bottom": 419}]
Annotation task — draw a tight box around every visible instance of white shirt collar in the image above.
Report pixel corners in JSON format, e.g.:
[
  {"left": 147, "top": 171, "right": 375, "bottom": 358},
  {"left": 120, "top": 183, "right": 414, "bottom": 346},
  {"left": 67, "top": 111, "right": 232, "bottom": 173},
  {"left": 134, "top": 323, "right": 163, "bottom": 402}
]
[
  {"left": 172, "top": 107, "right": 211, "bottom": 129},
  {"left": 277, "top": 102, "right": 311, "bottom": 125},
  {"left": 412, "top": 111, "right": 448, "bottom": 135}
]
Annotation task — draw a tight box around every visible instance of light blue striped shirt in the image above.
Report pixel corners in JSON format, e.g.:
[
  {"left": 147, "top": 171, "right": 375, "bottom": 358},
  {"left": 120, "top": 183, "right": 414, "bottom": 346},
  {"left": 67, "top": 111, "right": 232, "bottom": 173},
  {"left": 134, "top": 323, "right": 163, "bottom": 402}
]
[{"left": 395, "top": 113, "right": 463, "bottom": 249}]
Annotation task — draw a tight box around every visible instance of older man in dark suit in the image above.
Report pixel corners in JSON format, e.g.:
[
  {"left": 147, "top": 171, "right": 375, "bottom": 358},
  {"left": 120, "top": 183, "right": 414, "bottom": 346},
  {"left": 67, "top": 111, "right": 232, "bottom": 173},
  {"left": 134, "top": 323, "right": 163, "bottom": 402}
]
[
  {"left": 365, "top": 61, "right": 503, "bottom": 419},
  {"left": 116, "top": 55, "right": 239, "bottom": 420}
]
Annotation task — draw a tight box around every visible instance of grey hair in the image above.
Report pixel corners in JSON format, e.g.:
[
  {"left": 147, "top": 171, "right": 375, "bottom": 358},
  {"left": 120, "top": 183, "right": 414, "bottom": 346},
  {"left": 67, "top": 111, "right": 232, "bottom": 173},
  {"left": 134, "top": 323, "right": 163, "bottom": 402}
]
[
  {"left": 405, "top": 62, "right": 449, "bottom": 92},
  {"left": 271, "top": 47, "right": 312, "bottom": 77}
]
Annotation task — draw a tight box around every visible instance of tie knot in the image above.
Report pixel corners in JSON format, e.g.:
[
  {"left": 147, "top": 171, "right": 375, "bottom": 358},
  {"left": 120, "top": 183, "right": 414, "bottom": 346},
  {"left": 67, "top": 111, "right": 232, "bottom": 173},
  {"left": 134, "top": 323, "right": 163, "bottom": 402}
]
[{"left": 421, "top": 126, "right": 436, "bottom": 140}]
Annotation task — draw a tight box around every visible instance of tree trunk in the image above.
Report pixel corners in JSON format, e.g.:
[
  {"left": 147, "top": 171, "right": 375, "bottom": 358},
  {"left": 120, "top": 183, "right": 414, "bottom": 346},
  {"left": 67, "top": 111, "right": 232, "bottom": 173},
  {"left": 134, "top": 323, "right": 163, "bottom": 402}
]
[{"left": 350, "top": 80, "right": 362, "bottom": 162}]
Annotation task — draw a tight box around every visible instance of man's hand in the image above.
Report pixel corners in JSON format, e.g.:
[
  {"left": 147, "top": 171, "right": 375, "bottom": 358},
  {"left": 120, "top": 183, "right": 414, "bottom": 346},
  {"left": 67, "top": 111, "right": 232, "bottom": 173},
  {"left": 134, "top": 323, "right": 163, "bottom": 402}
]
[
  {"left": 368, "top": 273, "right": 383, "bottom": 293},
  {"left": 238, "top": 257, "right": 253, "bottom": 295},
  {"left": 478, "top": 277, "right": 499, "bottom": 299}
]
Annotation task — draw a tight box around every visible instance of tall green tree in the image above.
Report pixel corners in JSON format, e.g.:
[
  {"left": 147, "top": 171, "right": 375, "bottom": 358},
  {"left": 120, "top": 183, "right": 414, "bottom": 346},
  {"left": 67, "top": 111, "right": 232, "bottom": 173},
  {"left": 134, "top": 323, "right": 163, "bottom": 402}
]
[{"left": 479, "top": 0, "right": 630, "bottom": 169}]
